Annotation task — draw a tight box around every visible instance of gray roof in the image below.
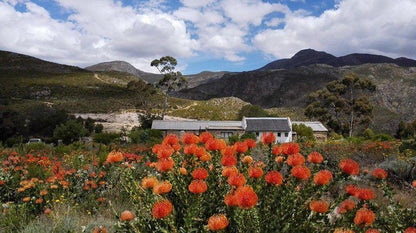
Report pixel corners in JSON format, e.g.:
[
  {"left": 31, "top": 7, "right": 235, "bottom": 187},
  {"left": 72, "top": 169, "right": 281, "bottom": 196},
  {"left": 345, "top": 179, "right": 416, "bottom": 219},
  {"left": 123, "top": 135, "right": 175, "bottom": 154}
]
[
  {"left": 292, "top": 121, "right": 328, "bottom": 132},
  {"left": 244, "top": 117, "right": 291, "bottom": 132},
  {"left": 152, "top": 120, "right": 243, "bottom": 131}
]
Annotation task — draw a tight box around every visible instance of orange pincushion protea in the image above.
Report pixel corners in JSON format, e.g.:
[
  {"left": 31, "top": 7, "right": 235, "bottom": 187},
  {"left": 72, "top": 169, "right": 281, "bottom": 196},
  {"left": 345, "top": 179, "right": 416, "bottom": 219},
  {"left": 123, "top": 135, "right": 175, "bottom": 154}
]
[
  {"left": 156, "top": 145, "right": 174, "bottom": 158},
  {"left": 272, "top": 145, "right": 282, "bottom": 155},
  {"left": 156, "top": 158, "right": 174, "bottom": 172},
  {"left": 265, "top": 171, "right": 283, "bottom": 185},
  {"left": 261, "top": 132, "right": 276, "bottom": 144},
  {"left": 248, "top": 166, "right": 264, "bottom": 179},
  {"left": 224, "top": 192, "right": 238, "bottom": 206},
  {"left": 346, "top": 184, "right": 360, "bottom": 196},
  {"left": 242, "top": 155, "right": 253, "bottom": 164},
  {"left": 221, "top": 154, "right": 237, "bottom": 166},
  {"left": 162, "top": 134, "right": 179, "bottom": 146},
  {"left": 184, "top": 144, "right": 199, "bottom": 155},
  {"left": 208, "top": 214, "right": 229, "bottom": 231},
  {"left": 287, "top": 153, "right": 305, "bottom": 166},
  {"left": 222, "top": 166, "right": 238, "bottom": 177},
  {"left": 182, "top": 133, "right": 200, "bottom": 144},
  {"left": 334, "top": 228, "right": 354, "bottom": 233},
  {"left": 192, "top": 167, "right": 209, "bottom": 180},
  {"left": 106, "top": 151, "right": 123, "bottom": 163},
  {"left": 308, "top": 151, "right": 324, "bottom": 164},
  {"left": 339, "top": 159, "right": 360, "bottom": 175},
  {"left": 205, "top": 138, "right": 226, "bottom": 151},
  {"left": 354, "top": 208, "right": 375, "bottom": 226},
  {"left": 234, "top": 142, "right": 248, "bottom": 153},
  {"left": 405, "top": 227, "right": 416, "bottom": 233},
  {"left": 152, "top": 199, "right": 173, "bottom": 219},
  {"left": 141, "top": 177, "right": 158, "bottom": 189},
  {"left": 153, "top": 181, "right": 172, "bottom": 194},
  {"left": 372, "top": 168, "right": 388, "bottom": 179},
  {"left": 313, "top": 170, "right": 333, "bottom": 185},
  {"left": 244, "top": 139, "right": 256, "bottom": 149},
  {"left": 199, "top": 132, "right": 213, "bottom": 143},
  {"left": 309, "top": 200, "right": 329, "bottom": 213},
  {"left": 120, "top": 210, "right": 135, "bottom": 221},
  {"left": 413, "top": 180, "right": 416, "bottom": 188},
  {"left": 227, "top": 173, "right": 246, "bottom": 187},
  {"left": 356, "top": 188, "right": 375, "bottom": 201},
  {"left": 188, "top": 180, "right": 208, "bottom": 194},
  {"left": 339, "top": 199, "right": 356, "bottom": 213},
  {"left": 235, "top": 185, "right": 258, "bottom": 209},
  {"left": 365, "top": 229, "right": 380, "bottom": 233},
  {"left": 179, "top": 167, "right": 187, "bottom": 175},
  {"left": 281, "top": 142, "right": 300, "bottom": 155},
  {"left": 291, "top": 165, "right": 311, "bottom": 180}
]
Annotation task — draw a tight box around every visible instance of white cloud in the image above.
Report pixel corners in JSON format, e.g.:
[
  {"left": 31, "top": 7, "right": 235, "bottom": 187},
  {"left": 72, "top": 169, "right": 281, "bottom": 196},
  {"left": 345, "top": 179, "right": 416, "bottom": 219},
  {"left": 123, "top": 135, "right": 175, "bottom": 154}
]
[{"left": 253, "top": 0, "right": 416, "bottom": 59}]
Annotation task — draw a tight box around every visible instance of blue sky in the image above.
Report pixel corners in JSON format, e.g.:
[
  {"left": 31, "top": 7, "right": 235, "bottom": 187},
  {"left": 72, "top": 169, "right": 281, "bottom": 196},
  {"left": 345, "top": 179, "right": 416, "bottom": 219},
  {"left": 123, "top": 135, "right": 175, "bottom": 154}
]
[{"left": 1, "top": 0, "right": 416, "bottom": 74}]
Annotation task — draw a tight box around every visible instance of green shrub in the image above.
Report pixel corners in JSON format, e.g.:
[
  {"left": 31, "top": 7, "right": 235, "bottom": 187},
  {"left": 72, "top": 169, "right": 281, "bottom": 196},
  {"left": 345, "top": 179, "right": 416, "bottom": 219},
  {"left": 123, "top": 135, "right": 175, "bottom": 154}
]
[
  {"left": 129, "top": 129, "right": 162, "bottom": 144},
  {"left": 362, "top": 128, "right": 375, "bottom": 139},
  {"left": 53, "top": 120, "right": 87, "bottom": 144},
  {"left": 93, "top": 132, "right": 121, "bottom": 145}
]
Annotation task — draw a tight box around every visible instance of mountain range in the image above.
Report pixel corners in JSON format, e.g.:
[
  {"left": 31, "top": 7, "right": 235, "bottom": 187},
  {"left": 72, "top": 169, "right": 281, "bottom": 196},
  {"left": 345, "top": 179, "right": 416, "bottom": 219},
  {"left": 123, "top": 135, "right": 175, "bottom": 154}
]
[{"left": 1, "top": 49, "right": 416, "bottom": 133}]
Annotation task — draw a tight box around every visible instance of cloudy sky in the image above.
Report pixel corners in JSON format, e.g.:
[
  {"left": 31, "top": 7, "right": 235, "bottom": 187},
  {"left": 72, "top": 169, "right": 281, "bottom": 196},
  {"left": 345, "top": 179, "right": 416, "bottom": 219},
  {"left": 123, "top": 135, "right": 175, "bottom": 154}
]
[{"left": 1, "top": 0, "right": 416, "bottom": 74}]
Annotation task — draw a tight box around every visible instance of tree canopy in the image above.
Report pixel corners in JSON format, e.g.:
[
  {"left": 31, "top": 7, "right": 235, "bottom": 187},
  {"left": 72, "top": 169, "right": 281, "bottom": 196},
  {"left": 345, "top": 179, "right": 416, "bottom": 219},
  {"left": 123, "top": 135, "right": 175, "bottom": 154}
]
[{"left": 305, "top": 73, "right": 376, "bottom": 137}]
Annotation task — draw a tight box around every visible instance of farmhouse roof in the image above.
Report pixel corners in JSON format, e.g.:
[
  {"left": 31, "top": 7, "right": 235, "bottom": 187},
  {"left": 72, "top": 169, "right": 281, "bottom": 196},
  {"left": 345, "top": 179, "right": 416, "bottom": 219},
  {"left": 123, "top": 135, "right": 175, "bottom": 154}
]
[
  {"left": 152, "top": 120, "right": 243, "bottom": 131},
  {"left": 244, "top": 117, "right": 291, "bottom": 132},
  {"left": 292, "top": 121, "right": 328, "bottom": 132}
]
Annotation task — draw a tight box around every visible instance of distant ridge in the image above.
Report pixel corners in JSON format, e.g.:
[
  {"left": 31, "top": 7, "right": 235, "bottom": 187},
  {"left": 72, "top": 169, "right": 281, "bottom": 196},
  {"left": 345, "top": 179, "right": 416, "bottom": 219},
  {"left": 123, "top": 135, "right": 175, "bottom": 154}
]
[
  {"left": 0, "top": 50, "right": 86, "bottom": 75},
  {"left": 85, "top": 61, "right": 161, "bottom": 83},
  {"left": 260, "top": 49, "right": 416, "bottom": 70}
]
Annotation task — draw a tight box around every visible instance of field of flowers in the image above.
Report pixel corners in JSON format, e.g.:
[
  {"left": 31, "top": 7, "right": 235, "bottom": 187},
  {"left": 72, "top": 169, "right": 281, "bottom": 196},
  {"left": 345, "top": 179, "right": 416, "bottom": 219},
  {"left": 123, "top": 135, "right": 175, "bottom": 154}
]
[{"left": 1, "top": 133, "right": 416, "bottom": 233}]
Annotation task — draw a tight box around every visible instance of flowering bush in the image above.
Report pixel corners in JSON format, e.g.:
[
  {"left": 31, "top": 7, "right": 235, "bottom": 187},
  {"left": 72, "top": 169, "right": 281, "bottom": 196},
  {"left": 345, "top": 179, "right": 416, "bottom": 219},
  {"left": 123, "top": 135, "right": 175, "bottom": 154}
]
[{"left": 117, "top": 133, "right": 416, "bottom": 232}]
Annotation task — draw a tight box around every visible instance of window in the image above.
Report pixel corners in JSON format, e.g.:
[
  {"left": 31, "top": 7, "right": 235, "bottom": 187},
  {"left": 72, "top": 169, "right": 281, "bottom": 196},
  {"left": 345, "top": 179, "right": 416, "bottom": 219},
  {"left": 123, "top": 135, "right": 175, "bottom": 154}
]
[
  {"left": 277, "top": 133, "right": 281, "bottom": 137},
  {"left": 221, "top": 132, "right": 233, "bottom": 138},
  {"left": 285, "top": 132, "right": 289, "bottom": 137}
]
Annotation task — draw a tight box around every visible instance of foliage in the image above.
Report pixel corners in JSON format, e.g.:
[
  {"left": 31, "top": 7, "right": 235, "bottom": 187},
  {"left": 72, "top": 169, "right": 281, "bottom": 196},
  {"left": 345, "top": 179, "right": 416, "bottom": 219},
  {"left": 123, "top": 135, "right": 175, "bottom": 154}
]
[
  {"left": 396, "top": 119, "right": 416, "bottom": 139},
  {"left": 53, "top": 119, "right": 88, "bottom": 144},
  {"left": 93, "top": 132, "right": 121, "bottom": 145},
  {"left": 293, "top": 123, "right": 315, "bottom": 142},
  {"left": 129, "top": 129, "right": 162, "bottom": 145},
  {"left": 138, "top": 112, "right": 162, "bottom": 129},
  {"left": 305, "top": 73, "right": 376, "bottom": 137},
  {"left": 237, "top": 104, "right": 269, "bottom": 119}
]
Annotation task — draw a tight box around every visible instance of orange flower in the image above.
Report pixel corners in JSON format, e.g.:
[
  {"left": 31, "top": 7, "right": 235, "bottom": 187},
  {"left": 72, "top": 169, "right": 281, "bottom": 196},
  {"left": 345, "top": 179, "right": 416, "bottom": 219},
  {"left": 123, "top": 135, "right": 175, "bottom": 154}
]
[
  {"left": 179, "top": 167, "right": 187, "bottom": 175},
  {"left": 188, "top": 180, "right": 208, "bottom": 194},
  {"left": 120, "top": 210, "right": 135, "bottom": 221},
  {"left": 152, "top": 199, "right": 173, "bottom": 219},
  {"left": 313, "top": 170, "right": 333, "bottom": 185},
  {"left": 221, "top": 146, "right": 236, "bottom": 157},
  {"left": 287, "top": 153, "right": 305, "bottom": 166},
  {"left": 22, "top": 197, "right": 31, "bottom": 202},
  {"left": 291, "top": 165, "right": 311, "bottom": 180},
  {"left": 224, "top": 192, "right": 238, "bottom": 206},
  {"left": 157, "top": 145, "right": 174, "bottom": 159},
  {"left": 162, "top": 134, "right": 179, "bottom": 145},
  {"left": 141, "top": 177, "right": 158, "bottom": 189},
  {"left": 106, "top": 151, "right": 123, "bottom": 163},
  {"left": 412, "top": 180, "right": 416, "bottom": 188},
  {"left": 205, "top": 138, "right": 226, "bottom": 151},
  {"left": 235, "top": 185, "right": 258, "bottom": 209},
  {"left": 192, "top": 168, "right": 209, "bottom": 180},
  {"left": 93, "top": 226, "right": 108, "bottom": 233},
  {"left": 405, "top": 227, "right": 416, "bottom": 233},
  {"left": 227, "top": 173, "right": 246, "bottom": 187},
  {"left": 40, "top": 189, "right": 48, "bottom": 196},
  {"left": 44, "top": 208, "right": 52, "bottom": 215},
  {"left": 156, "top": 158, "right": 174, "bottom": 172},
  {"left": 261, "top": 132, "right": 276, "bottom": 144},
  {"left": 275, "top": 156, "right": 284, "bottom": 163},
  {"left": 365, "top": 229, "right": 380, "bottom": 233},
  {"left": 346, "top": 184, "right": 360, "bottom": 196},
  {"left": 309, "top": 200, "right": 329, "bottom": 213},
  {"left": 222, "top": 166, "right": 238, "bottom": 177},
  {"left": 208, "top": 214, "right": 229, "bottom": 231},
  {"left": 244, "top": 139, "right": 256, "bottom": 149},
  {"left": 339, "top": 159, "right": 360, "bottom": 175},
  {"left": 354, "top": 208, "right": 375, "bottom": 226},
  {"left": 152, "top": 144, "right": 163, "bottom": 154},
  {"left": 182, "top": 133, "right": 200, "bottom": 144},
  {"left": 281, "top": 142, "right": 300, "bottom": 155},
  {"left": 265, "top": 171, "right": 283, "bottom": 185},
  {"left": 153, "top": 181, "right": 172, "bottom": 194},
  {"left": 339, "top": 199, "right": 356, "bottom": 213},
  {"left": 242, "top": 155, "right": 253, "bottom": 164},
  {"left": 199, "top": 132, "right": 213, "bottom": 143},
  {"left": 184, "top": 144, "right": 199, "bottom": 155},
  {"left": 248, "top": 166, "right": 263, "bottom": 179},
  {"left": 0, "top": 180, "right": 5, "bottom": 186},
  {"left": 372, "top": 168, "right": 388, "bottom": 179},
  {"left": 199, "top": 153, "right": 212, "bottom": 162},
  {"left": 235, "top": 142, "right": 248, "bottom": 153},
  {"left": 272, "top": 145, "right": 282, "bottom": 155},
  {"left": 221, "top": 154, "right": 237, "bottom": 166},
  {"left": 356, "top": 188, "right": 375, "bottom": 201},
  {"left": 195, "top": 146, "right": 207, "bottom": 158},
  {"left": 35, "top": 198, "right": 43, "bottom": 204},
  {"left": 308, "top": 152, "right": 324, "bottom": 164}
]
